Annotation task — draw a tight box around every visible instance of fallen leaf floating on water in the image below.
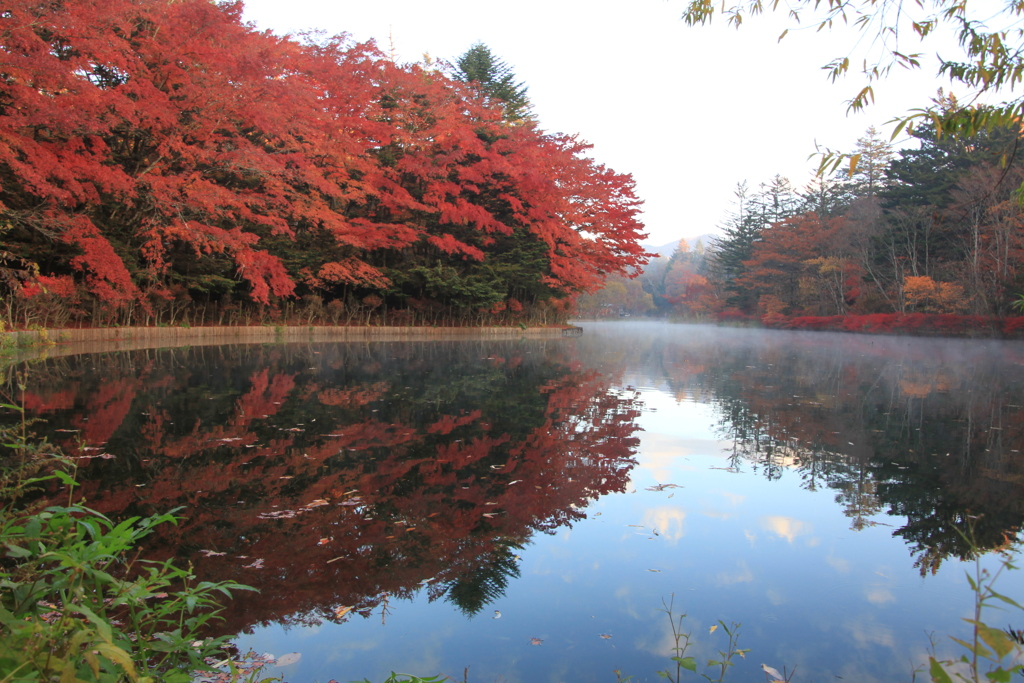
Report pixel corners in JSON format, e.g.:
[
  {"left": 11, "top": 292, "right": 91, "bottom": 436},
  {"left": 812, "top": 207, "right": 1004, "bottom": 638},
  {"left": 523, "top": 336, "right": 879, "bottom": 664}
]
[
  {"left": 333, "top": 605, "right": 353, "bottom": 619},
  {"left": 243, "top": 558, "right": 264, "bottom": 569},
  {"left": 75, "top": 452, "right": 116, "bottom": 460},
  {"left": 647, "top": 569, "right": 661, "bottom": 573},
  {"left": 258, "top": 510, "right": 298, "bottom": 520},
  {"left": 198, "top": 550, "right": 226, "bottom": 557},
  {"left": 276, "top": 652, "right": 301, "bottom": 666},
  {"left": 761, "top": 664, "right": 785, "bottom": 682},
  {"left": 492, "top": 611, "right": 501, "bottom": 619},
  {"left": 645, "top": 483, "right": 683, "bottom": 492},
  {"left": 317, "top": 538, "right": 330, "bottom": 546},
  {"left": 599, "top": 634, "right": 612, "bottom": 639},
  {"left": 530, "top": 638, "right": 543, "bottom": 646},
  {"left": 709, "top": 624, "right": 718, "bottom": 634},
  {"left": 304, "top": 499, "right": 329, "bottom": 508}
]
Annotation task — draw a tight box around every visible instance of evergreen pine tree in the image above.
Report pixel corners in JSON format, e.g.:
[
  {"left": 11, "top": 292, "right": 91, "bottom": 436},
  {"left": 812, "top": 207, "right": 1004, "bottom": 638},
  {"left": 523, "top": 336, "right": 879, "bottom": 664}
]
[
  {"left": 454, "top": 43, "right": 533, "bottom": 123},
  {"left": 851, "top": 126, "right": 894, "bottom": 198}
]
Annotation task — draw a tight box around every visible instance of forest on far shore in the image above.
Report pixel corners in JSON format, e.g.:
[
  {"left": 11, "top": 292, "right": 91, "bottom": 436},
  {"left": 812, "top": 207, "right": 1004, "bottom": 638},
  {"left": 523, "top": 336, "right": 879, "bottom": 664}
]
[
  {"left": 580, "top": 106, "right": 1024, "bottom": 335},
  {"left": 0, "top": 0, "right": 647, "bottom": 330}
]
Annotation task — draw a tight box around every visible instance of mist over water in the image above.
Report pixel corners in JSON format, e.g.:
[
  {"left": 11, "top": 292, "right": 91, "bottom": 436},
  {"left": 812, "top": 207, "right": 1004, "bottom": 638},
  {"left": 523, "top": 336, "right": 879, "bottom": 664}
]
[{"left": 7, "top": 322, "right": 1024, "bottom": 682}]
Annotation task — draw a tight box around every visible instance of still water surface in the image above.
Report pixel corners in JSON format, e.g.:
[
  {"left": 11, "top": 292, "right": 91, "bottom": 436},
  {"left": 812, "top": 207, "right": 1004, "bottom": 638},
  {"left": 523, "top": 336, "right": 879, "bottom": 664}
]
[{"left": 10, "top": 322, "right": 1024, "bottom": 682}]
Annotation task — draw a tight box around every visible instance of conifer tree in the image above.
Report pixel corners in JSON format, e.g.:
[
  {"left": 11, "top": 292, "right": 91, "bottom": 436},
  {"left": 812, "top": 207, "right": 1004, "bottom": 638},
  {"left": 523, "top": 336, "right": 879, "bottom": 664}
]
[
  {"left": 454, "top": 43, "right": 533, "bottom": 123},
  {"left": 851, "top": 126, "right": 894, "bottom": 197}
]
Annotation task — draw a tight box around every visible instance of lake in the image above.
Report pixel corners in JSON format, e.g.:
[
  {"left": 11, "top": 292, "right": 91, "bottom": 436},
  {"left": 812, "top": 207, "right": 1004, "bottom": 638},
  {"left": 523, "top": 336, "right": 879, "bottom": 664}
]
[{"left": 7, "top": 321, "right": 1024, "bottom": 682}]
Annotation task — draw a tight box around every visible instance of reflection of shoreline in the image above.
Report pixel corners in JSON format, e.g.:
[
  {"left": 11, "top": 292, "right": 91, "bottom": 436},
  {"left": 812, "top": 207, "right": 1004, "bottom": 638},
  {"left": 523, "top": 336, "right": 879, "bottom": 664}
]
[
  {"left": 13, "top": 341, "right": 641, "bottom": 635},
  {"left": 3, "top": 324, "right": 574, "bottom": 361},
  {"left": 581, "top": 322, "right": 1024, "bottom": 574}
]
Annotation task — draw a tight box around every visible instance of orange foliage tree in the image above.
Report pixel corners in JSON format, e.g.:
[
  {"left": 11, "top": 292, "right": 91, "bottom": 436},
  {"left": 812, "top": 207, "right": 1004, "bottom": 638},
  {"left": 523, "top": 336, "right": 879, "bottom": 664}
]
[
  {"left": 0, "top": 0, "right": 647, "bottom": 326},
  {"left": 737, "top": 213, "right": 857, "bottom": 316}
]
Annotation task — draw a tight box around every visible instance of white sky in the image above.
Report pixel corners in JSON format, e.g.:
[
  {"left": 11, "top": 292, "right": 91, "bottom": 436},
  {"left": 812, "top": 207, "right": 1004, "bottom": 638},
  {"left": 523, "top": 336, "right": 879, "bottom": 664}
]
[{"left": 241, "top": 0, "right": 982, "bottom": 246}]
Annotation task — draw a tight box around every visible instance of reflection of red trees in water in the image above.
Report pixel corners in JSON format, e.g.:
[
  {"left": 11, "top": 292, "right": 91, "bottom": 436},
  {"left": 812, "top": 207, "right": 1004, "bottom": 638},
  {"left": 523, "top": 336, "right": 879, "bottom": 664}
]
[{"left": 19, "top": 345, "right": 641, "bottom": 633}]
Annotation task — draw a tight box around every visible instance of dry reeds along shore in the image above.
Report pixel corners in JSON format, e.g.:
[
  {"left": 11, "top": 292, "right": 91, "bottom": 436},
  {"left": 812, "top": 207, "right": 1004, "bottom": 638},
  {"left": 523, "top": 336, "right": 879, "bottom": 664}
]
[{"left": 1, "top": 325, "right": 579, "bottom": 357}]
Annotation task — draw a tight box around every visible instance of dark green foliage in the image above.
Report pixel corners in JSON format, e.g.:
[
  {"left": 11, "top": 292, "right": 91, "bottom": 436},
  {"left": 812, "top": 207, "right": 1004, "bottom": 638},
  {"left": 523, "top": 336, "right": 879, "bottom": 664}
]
[
  {"left": 441, "top": 541, "right": 523, "bottom": 616},
  {"left": 709, "top": 176, "right": 803, "bottom": 312},
  {"left": 0, "top": 401, "right": 256, "bottom": 683},
  {"left": 453, "top": 43, "right": 532, "bottom": 123},
  {"left": 882, "top": 120, "right": 1021, "bottom": 210}
]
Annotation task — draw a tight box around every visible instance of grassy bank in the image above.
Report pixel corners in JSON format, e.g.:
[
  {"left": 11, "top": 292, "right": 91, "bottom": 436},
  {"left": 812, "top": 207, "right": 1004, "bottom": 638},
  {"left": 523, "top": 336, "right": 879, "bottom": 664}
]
[{"left": 0, "top": 324, "right": 580, "bottom": 361}]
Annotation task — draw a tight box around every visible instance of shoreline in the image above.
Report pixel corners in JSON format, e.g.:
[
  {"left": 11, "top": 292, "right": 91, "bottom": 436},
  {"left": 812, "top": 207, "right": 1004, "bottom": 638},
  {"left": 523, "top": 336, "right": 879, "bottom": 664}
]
[{"left": 0, "top": 324, "right": 579, "bottom": 360}]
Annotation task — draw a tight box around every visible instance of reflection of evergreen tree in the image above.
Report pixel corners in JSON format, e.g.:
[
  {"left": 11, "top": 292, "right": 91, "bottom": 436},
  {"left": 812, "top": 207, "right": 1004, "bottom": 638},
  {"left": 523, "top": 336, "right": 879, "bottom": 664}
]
[
  {"left": 833, "top": 467, "right": 883, "bottom": 530},
  {"left": 441, "top": 540, "right": 523, "bottom": 616},
  {"left": 634, "top": 331, "right": 1024, "bottom": 574},
  {"left": 9, "top": 340, "right": 643, "bottom": 633}
]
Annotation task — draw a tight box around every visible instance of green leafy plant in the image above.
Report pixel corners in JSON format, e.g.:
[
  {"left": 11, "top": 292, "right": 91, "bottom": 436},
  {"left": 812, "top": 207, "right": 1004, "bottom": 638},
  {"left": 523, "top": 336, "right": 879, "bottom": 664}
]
[
  {"left": 0, "top": 394, "right": 259, "bottom": 683},
  {"left": 655, "top": 594, "right": 696, "bottom": 682},
  {"left": 352, "top": 674, "right": 449, "bottom": 683},
  {"left": 654, "top": 595, "right": 751, "bottom": 683},
  {"left": 925, "top": 525, "right": 1024, "bottom": 683}
]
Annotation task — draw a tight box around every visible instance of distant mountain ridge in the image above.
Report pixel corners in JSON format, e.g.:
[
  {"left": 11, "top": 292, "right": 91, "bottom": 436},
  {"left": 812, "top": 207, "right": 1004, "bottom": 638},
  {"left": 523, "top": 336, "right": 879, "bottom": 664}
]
[{"left": 640, "top": 233, "right": 718, "bottom": 259}]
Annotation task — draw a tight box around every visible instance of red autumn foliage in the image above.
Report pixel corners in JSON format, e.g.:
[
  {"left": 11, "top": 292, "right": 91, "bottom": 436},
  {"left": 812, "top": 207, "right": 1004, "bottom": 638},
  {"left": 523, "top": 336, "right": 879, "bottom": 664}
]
[
  {"left": 716, "top": 309, "right": 754, "bottom": 324},
  {"left": 0, "top": 0, "right": 647, "bottom": 322},
  {"left": 18, "top": 343, "right": 642, "bottom": 632},
  {"left": 759, "top": 313, "right": 1013, "bottom": 336}
]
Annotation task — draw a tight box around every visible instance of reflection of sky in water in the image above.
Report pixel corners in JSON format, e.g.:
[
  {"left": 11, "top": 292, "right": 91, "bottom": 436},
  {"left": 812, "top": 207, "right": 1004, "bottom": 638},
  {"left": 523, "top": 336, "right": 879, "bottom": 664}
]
[
  {"left": 13, "top": 327, "right": 1024, "bottom": 681},
  {"left": 239, "top": 376, "right": 1021, "bottom": 683}
]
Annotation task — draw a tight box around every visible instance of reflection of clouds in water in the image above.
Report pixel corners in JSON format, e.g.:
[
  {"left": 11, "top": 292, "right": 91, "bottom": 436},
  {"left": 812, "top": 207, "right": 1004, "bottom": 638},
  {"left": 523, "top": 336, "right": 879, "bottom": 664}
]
[
  {"left": 643, "top": 620, "right": 683, "bottom": 658},
  {"left": 766, "top": 588, "right": 786, "bottom": 605},
  {"left": 865, "top": 586, "right": 895, "bottom": 605},
  {"left": 701, "top": 509, "right": 737, "bottom": 520},
  {"left": 635, "top": 429, "right": 725, "bottom": 482},
  {"left": 643, "top": 506, "right": 687, "bottom": 541},
  {"left": 826, "top": 553, "right": 851, "bottom": 574},
  {"left": 637, "top": 434, "right": 693, "bottom": 481},
  {"left": 612, "top": 585, "right": 645, "bottom": 621},
  {"left": 716, "top": 559, "right": 754, "bottom": 586},
  {"left": 761, "top": 515, "right": 811, "bottom": 543},
  {"left": 845, "top": 617, "right": 896, "bottom": 648},
  {"left": 717, "top": 491, "right": 746, "bottom": 507},
  {"left": 637, "top": 611, "right": 712, "bottom": 660},
  {"left": 744, "top": 530, "right": 756, "bottom": 545}
]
